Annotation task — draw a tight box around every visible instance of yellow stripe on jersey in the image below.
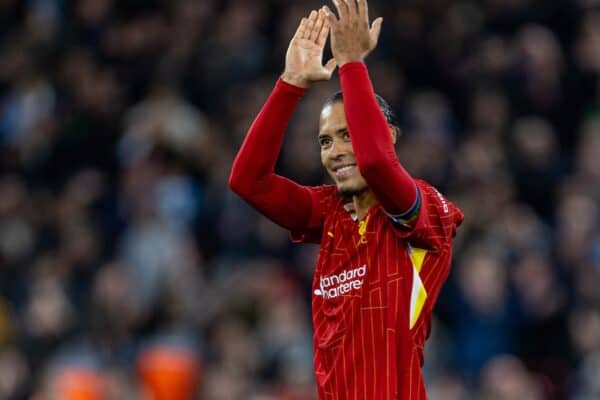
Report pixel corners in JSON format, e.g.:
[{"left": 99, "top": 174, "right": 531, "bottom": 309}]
[
  {"left": 407, "top": 245, "right": 428, "bottom": 329},
  {"left": 409, "top": 247, "right": 427, "bottom": 273}
]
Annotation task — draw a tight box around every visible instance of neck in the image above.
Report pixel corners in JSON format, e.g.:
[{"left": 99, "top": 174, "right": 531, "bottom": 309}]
[{"left": 352, "top": 189, "right": 377, "bottom": 220}]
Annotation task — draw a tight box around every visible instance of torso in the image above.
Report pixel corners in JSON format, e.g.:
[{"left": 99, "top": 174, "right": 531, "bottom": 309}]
[
  {"left": 304, "top": 180, "right": 462, "bottom": 400},
  {"left": 312, "top": 204, "right": 422, "bottom": 400}
]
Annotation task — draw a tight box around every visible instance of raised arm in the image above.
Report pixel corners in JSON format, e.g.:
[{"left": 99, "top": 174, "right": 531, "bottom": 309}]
[
  {"left": 228, "top": 10, "right": 337, "bottom": 231},
  {"left": 324, "top": 0, "right": 418, "bottom": 220}
]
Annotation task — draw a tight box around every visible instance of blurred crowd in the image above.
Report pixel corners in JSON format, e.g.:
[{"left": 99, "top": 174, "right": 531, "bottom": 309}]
[{"left": 0, "top": 0, "right": 599, "bottom": 399}]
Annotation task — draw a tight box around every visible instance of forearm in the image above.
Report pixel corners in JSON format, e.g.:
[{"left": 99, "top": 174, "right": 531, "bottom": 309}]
[
  {"left": 229, "top": 79, "right": 317, "bottom": 230},
  {"left": 339, "top": 62, "right": 417, "bottom": 215},
  {"left": 229, "top": 79, "right": 304, "bottom": 194}
]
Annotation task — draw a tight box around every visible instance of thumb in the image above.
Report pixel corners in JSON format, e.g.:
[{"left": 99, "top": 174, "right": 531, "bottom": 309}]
[
  {"left": 324, "top": 58, "right": 337, "bottom": 74},
  {"left": 369, "top": 17, "right": 383, "bottom": 46}
]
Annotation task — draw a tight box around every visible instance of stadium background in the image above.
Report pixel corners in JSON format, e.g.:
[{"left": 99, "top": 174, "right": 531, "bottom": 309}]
[{"left": 0, "top": 0, "right": 599, "bottom": 398}]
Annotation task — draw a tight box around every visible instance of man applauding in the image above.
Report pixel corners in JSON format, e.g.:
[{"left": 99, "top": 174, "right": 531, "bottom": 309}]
[{"left": 229, "top": 1, "right": 464, "bottom": 398}]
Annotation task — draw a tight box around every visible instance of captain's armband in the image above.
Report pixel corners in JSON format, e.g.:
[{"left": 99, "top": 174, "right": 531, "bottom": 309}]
[{"left": 383, "top": 187, "right": 421, "bottom": 230}]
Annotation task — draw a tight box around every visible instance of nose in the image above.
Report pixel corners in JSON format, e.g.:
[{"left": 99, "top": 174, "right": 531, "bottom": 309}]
[{"left": 328, "top": 138, "right": 346, "bottom": 160}]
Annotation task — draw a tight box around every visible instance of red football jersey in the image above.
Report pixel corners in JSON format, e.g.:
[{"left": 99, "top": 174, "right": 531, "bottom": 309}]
[{"left": 292, "top": 180, "right": 464, "bottom": 400}]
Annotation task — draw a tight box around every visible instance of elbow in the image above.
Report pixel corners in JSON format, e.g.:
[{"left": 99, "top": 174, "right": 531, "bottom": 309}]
[
  {"left": 227, "top": 174, "right": 238, "bottom": 193},
  {"left": 228, "top": 167, "right": 262, "bottom": 200},
  {"left": 228, "top": 168, "right": 247, "bottom": 197}
]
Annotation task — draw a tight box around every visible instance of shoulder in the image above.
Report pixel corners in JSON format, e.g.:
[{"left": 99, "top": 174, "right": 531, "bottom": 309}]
[
  {"left": 306, "top": 184, "right": 339, "bottom": 210},
  {"left": 416, "top": 179, "right": 464, "bottom": 233},
  {"left": 416, "top": 180, "right": 450, "bottom": 213},
  {"left": 312, "top": 184, "right": 339, "bottom": 199},
  {"left": 381, "top": 180, "right": 463, "bottom": 250},
  {"left": 289, "top": 185, "right": 340, "bottom": 244}
]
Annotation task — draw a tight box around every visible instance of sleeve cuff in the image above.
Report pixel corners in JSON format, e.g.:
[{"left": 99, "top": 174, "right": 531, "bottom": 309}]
[
  {"left": 276, "top": 78, "right": 308, "bottom": 96},
  {"left": 339, "top": 61, "right": 368, "bottom": 76}
]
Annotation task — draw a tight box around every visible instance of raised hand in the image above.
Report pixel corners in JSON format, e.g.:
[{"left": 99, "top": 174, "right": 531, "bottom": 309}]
[
  {"left": 323, "top": 0, "right": 383, "bottom": 67},
  {"left": 281, "top": 9, "right": 337, "bottom": 88}
]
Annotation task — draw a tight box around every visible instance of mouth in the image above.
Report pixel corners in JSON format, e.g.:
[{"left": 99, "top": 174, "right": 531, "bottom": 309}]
[{"left": 332, "top": 164, "right": 357, "bottom": 178}]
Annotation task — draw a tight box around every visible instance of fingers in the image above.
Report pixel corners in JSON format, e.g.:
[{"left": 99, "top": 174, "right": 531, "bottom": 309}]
[
  {"left": 357, "top": 0, "right": 368, "bottom": 21},
  {"left": 342, "top": 0, "right": 361, "bottom": 19},
  {"left": 332, "top": 0, "right": 348, "bottom": 21},
  {"left": 346, "top": 0, "right": 359, "bottom": 16},
  {"left": 310, "top": 9, "right": 326, "bottom": 42},
  {"left": 293, "top": 17, "right": 308, "bottom": 40},
  {"left": 303, "top": 10, "right": 319, "bottom": 39},
  {"left": 316, "top": 12, "right": 330, "bottom": 46},
  {"left": 322, "top": 5, "right": 338, "bottom": 25}
]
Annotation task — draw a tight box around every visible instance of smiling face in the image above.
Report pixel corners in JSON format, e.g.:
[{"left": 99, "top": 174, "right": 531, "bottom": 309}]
[
  {"left": 318, "top": 100, "right": 368, "bottom": 197},
  {"left": 319, "top": 100, "right": 399, "bottom": 197}
]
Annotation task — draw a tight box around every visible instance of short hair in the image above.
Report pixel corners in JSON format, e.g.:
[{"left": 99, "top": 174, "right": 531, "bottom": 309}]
[{"left": 322, "top": 91, "right": 400, "bottom": 134}]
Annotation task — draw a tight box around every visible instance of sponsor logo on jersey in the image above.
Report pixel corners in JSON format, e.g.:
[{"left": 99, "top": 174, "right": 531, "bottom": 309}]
[{"left": 314, "top": 264, "right": 366, "bottom": 299}]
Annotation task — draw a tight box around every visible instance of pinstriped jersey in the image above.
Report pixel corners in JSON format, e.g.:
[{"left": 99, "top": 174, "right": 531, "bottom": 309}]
[{"left": 292, "top": 180, "right": 464, "bottom": 400}]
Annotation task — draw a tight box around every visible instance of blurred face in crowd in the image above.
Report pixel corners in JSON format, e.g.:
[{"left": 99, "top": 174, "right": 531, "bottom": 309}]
[{"left": 318, "top": 100, "right": 397, "bottom": 197}]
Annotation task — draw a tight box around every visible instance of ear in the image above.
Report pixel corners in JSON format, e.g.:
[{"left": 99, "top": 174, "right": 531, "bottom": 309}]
[{"left": 389, "top": 125, "right": 398, "bottom": 144}]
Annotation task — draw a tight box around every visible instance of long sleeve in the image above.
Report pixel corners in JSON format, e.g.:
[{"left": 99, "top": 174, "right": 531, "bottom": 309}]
[
  {"left": 339, "top": 62, "right": 418, "bottom": 218},
  {"left": 229, "top": 79, "right": 323, "bottom": 231}
]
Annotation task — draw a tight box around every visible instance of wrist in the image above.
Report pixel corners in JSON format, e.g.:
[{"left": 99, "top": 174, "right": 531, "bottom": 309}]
[{"left": 281, "top": 71, "right": 310, "bottom": 89}]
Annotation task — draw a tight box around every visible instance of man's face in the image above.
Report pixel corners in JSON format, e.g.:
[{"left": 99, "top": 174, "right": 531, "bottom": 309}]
[{"left": 319, "top": 101, "right": 368, "bottom": 197}]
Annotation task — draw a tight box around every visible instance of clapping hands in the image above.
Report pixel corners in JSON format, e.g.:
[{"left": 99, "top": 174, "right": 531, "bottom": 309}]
[
  {"left": 324, "top": 0, "right": 383, "bottom": 67},
  {"left": 281, "top": 0, "right": 382, "bottom": 88}
]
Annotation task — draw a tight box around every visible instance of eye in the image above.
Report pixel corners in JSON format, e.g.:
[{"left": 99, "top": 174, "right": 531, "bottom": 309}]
[
  {"left": 342, "top": 131, "right": 351, "bottom": 141},
  {"left": 319, "top": 137, "right": 332, "bottom": 148}
]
